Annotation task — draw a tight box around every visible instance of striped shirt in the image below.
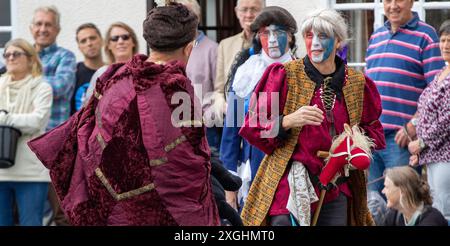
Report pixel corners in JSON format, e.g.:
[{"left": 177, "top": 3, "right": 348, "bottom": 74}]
[
  {"left": 39, "top": 43, "right": 76, "bottom": 130},
  {"left": 365, "top": 12, "right": 445, "bottom": 130}
]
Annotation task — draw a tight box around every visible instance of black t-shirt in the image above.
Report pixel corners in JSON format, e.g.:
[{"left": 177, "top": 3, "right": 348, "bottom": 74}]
[
  {"left": 382, "top": 206, "right": 448, "bottom": 226},
  {"left": 72, "top": 62, "right": 97, "bottom": 115}
]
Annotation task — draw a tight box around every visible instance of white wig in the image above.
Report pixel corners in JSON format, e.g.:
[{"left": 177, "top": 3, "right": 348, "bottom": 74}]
[{"left": 301, "top": 8, "right": 349, "bottom": 50}]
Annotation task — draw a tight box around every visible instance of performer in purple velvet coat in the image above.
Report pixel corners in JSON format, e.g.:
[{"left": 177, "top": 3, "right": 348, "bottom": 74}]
[{"left": 28, "top": 1, "right": 219, "bottom": 226}]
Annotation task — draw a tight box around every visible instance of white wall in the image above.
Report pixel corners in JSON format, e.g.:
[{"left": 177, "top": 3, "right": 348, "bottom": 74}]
[
  {"left": 15, "top": 0, "right": 147, "bottom": 62},
  {"left": 266, "top": 0, "right": 328, "bottom": 57}
]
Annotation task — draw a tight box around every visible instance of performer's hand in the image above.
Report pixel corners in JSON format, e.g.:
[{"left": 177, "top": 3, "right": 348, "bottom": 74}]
[
  {"left": 394, "top": 128, "right": 410, "bottom": 148},
  {"left": 282, "top": 104, "right": 323, "bottom": 130},
  {"left": 408, "top": 139, "right": 421, "bottom": 155},
  {"left": 409, "top": 154, "right": 419, "bottom": 167},
  {"left": 225, "top": 191, "right": 238, "bottom": 211}
]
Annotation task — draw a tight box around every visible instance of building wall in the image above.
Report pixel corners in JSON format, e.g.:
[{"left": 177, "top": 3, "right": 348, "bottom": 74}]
[
  {"left": 266, "top": 0, "right": 328, "bottom": 57},
  {"left": 15, "top": 0, "right": 147, "bottom": 62},
  {"left": 11, "top": 0, "right": 329, "bottom": 62}
]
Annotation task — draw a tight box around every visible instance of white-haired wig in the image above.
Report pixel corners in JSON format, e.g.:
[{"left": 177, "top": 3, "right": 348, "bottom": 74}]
[{"left": 301, "top": 8, "right": 349, "bottom": 50}]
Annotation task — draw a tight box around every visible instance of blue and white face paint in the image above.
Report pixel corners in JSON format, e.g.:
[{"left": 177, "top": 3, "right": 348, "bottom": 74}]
[
  {"left": 258, "top": 24, "right": 289, "bottom": 59},
  {"left": 305, "top": 29, "right": 335, "bottom": 63}
]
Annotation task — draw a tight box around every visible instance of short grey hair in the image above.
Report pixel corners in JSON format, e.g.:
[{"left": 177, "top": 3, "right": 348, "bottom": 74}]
[
  {"left": 33, "top": 5, "right": 61, "bottom": 29},
  {"left": 301, "top": 8, "right": 348, "bottom": 50},
  {"left": 439, "top": 19, "right": 450, "bottom": 37},
  {"left": 237, "top": 0, "right": 266, "bottom": 8}
]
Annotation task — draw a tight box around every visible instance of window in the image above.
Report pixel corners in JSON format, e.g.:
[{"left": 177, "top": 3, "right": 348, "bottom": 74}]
[
  {"left": 198, "top": 0, "right": 241, "bottom": 43},
  {"left": 0, "top": 0, "right": 15, "bottom": 63},
  {"left": 329, "top": 0, "right": 450, "bottom": 70},
  {"left": 147, "top": 0, "right": 241, "bottom": 43},
  {"left": 330, "top": 0, "right": 385, "bottom": 70}
]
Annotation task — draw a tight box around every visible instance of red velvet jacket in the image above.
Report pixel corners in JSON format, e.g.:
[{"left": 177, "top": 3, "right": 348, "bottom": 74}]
[{"left": 29, "top": 55, "right": 219, "bottom": 225}]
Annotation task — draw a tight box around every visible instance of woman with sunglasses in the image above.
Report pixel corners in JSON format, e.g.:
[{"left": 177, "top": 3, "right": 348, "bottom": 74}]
[
  {"left": 0, "top": 38, "right": 53, "bottom": 226},
  {"left": 85, "top": 22, "right": 139, "bottom": 102}
]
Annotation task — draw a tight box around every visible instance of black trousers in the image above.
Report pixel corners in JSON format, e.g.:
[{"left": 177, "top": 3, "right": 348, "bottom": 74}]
[{"left": 269, "top": 192, "right": 348, "bottom": 226}]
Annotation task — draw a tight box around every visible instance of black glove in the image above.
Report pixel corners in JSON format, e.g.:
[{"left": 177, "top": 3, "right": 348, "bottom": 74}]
[
  {"left": 318, "top": 182, "right": 335, "bottom": 191},
  {"left": 211, "top": 176, "right": 243, "bottom": 226},
  {"left": 210, "top": 147, "right": 242, "bottom": 191}
]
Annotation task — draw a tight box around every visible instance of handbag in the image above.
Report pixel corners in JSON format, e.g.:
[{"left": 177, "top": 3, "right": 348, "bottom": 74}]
[{"left": 0, "top": 110, "right": 22, "bottom": 168}]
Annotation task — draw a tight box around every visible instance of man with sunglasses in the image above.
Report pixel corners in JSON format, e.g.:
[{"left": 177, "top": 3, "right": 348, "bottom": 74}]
[{"left": 29, "top": 1, "right": 219, "bottom": 225}]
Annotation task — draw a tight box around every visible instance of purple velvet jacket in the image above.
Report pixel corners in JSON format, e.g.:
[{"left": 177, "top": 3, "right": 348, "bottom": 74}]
[{"left": 29, "top": 55, "right": 219, "bottom": 225}]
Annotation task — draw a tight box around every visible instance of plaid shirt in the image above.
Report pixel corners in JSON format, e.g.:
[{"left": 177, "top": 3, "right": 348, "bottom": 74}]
[{"left": 39, "top": 43, "right": 76, "bottom": 130}]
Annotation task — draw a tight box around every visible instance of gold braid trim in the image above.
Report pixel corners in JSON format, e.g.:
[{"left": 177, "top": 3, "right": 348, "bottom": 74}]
[
  {"left": 149, "top": 157, "right": 168, "bottom": 167},
  {"left": 164, "top": 135, "right": 187, "bottom": 152},
  {"left": 94, "top": 90, "right": 103, "bottom": 100},
  {"left": 95, "top": 107, "right": 103, "bottom": 129},
  {"left": 96, "top": 133, "right": 107, "bottom": 150},
  {"left": 95, "top": 168, "right": 155, "bottom": 201},
  {"left": 94, "top": 107, "right": 188, "bottom": 199}
]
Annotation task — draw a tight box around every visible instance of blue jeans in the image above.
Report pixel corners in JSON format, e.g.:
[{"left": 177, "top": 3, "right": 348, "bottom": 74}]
[
  {"left": 0, "top": 182, "right": 49, "bottom": 226},
  {"left": 368, "top": 130, "right": 411, "bottom": 194},
  {"left": 206, "top": 127, "right": 222, "bottom": 150}
]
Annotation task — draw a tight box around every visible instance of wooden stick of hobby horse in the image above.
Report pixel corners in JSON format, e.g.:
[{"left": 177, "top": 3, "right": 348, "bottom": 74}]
[
  {"left": 312, "top": 189, "right": 326, "bottom": 226},
  {"left": 312, "top": 150, "right": 329, "bottom": 226}
]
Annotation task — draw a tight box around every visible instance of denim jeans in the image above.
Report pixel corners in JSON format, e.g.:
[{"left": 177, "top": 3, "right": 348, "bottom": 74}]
[
  {"left": 206, "top": 127, "right": 222, "bottom": 150},
  {"left": 368, "top": 130, "right": 411, "bottom": 194},
  {"left": 0, "top": 182, "right": 49, "bottom": 226}
]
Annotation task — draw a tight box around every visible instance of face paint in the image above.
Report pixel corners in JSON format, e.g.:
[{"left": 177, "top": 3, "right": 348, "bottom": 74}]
[
  {"left": 305, "top": 29, "right": 335, "bottom": 63},
  {"left": 258, "top": 25, "right": 289, "bottom": 59}
]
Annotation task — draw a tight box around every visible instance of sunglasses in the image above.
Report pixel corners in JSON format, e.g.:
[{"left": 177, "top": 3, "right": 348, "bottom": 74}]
[
  {"left": 110, "top": 34, "right": 131, "bottom": 42},
  {"left": 3, "top": 51, "right": 28, "bottom": 59}
]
